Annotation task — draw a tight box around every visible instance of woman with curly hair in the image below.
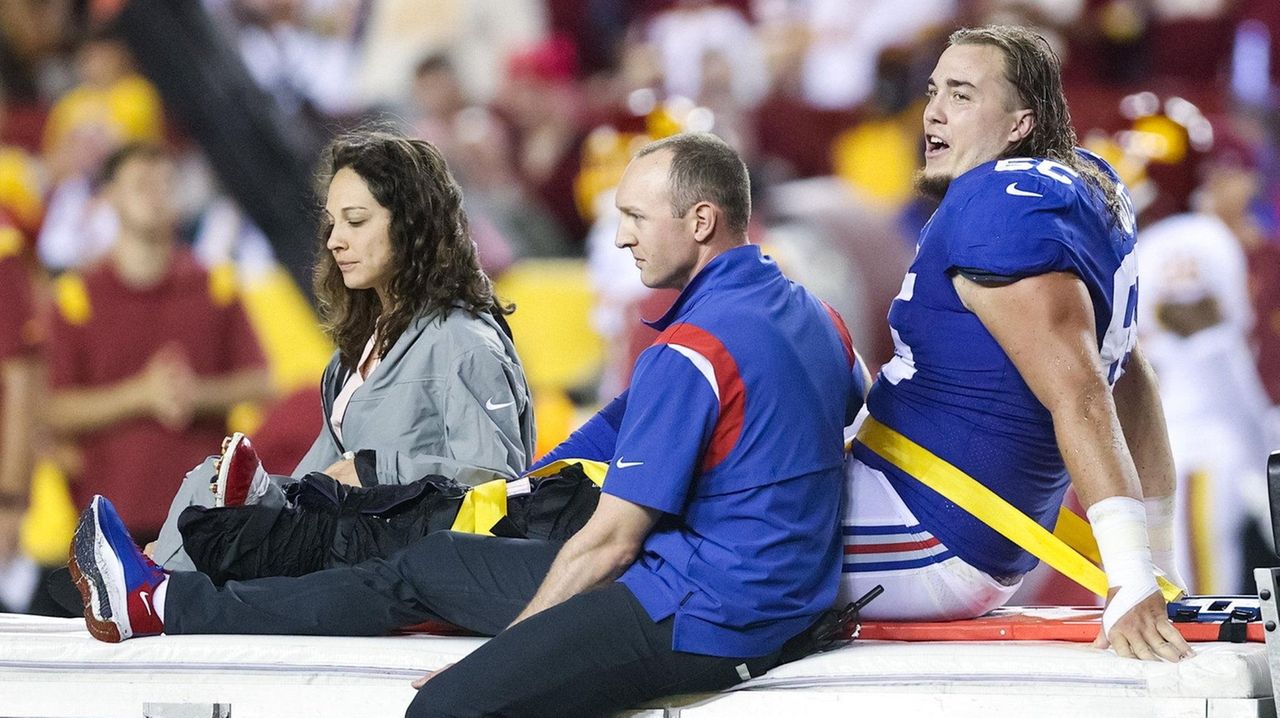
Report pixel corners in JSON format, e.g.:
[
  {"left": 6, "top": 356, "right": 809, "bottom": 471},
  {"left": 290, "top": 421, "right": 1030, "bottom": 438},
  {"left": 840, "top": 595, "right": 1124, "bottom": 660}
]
[
  {"left": 144, "top": 129, "right": 536, "bottom": 575},
  {"left": 298, "top": 128, "right": 533, "bottom": 488}
]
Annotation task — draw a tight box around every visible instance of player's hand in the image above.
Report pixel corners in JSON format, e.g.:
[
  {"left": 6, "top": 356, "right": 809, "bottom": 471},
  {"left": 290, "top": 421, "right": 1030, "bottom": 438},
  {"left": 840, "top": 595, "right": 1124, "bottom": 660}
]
[
  {"left": 412, "top": 663, "right": 452, "bottom": 689},
  {"left": 322, "top": 458, "right": 360, "bottom": 486},
  {"left": 1093, "top": 590, "right": 1193, "bottom": 662}
]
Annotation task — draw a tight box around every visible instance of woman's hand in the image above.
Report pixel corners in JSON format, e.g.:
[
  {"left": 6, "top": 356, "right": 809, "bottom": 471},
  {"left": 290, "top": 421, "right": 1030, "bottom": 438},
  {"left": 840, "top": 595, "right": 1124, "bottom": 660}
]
[{"left": 322, "top": 458, "right": 361, "bottom": 486}]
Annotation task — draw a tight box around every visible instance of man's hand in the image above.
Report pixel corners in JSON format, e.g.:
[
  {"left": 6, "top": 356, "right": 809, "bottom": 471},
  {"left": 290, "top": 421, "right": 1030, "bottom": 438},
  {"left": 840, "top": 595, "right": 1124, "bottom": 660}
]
[
  {"left": 1093, "top": 590, "right": 1193, "bottom": 662},
  {"left": 509, "top": 495, "right": 658, "bottom": 626},
  {"left": 411, "top": 663, "right": 453, "bottom": 689},
  {"left": 322, "top": 458, "right": 361, "bottom": 486}
]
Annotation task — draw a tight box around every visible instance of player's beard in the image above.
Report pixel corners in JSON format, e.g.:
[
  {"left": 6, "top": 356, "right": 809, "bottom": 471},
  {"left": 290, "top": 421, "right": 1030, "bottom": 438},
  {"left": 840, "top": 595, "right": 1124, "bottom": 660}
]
[{"left": 914, "top": 169, "right": 952, "bottom": 200}]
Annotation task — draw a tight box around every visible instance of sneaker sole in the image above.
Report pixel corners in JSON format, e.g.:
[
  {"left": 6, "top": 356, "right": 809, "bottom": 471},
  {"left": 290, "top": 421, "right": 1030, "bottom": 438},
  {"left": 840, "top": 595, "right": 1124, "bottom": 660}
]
[
  {"left": 212, "top": 432, "right": 246, "bottom": 508},
  {"left": 69, "top": 499, "right": 130, "bottom": 642}
]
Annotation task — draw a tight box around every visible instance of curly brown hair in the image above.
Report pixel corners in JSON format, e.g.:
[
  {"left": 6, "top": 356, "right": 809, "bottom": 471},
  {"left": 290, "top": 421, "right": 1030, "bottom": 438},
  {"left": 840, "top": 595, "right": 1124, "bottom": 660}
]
[
  {"left": 949, "top": 26, "right": 1126, "bottom": 224},
  {"left": 313, "top": 129, "right": 509, "bottom": 370}
]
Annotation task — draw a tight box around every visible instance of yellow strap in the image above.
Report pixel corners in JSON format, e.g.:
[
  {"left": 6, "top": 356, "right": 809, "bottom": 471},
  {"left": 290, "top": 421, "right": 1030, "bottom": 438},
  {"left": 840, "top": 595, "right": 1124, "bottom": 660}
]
[
  {"left": 525, "top": 458, "right": 609, "bottom": 487},
  {"left": 449, "top": 479, "right": 510, "bottom": 536},
  {"left": 1054, "top": 504, "right": 1101, "bottom": 564},
  {"left": 449, "top": 459, "right": 609, "bottom": 536},
  {"left": 857, "top": 417, "right": 1183, "bottom": 601}
]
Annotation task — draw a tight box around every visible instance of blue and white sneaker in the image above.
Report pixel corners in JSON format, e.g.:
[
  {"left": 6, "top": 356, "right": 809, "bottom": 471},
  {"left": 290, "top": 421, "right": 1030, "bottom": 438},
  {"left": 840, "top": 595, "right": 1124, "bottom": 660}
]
[{"left": 69, "top": 496, "right": 166, "bottom": 642}]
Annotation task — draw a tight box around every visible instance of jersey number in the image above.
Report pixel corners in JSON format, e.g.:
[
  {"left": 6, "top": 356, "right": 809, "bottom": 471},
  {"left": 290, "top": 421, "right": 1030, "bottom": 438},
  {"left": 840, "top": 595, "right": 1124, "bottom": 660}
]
[
  {"left": 994, "top": 157, "right": 1079, "bottom": 184},
  {"left": 1101, "top": 253, "right": 1139, "bottom": 385},
  {"left": 883, "top": 273, "right": 918, "bottom": 385}
]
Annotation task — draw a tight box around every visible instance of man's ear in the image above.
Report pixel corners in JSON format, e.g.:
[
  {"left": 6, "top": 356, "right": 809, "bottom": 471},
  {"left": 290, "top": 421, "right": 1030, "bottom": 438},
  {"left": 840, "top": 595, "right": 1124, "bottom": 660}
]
[
  {"left": 1009, "top": 109, "right": 1035, "bottom": 145},
  {"left": 691, "top": 201, "right": 717, "bottom": 243}
]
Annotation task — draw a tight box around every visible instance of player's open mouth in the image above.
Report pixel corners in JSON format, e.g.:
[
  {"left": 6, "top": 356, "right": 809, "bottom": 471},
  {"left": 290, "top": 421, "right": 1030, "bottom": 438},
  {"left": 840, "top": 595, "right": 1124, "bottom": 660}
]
[{"left": 925, "top": 135, "right": 949, "bottom": 159}]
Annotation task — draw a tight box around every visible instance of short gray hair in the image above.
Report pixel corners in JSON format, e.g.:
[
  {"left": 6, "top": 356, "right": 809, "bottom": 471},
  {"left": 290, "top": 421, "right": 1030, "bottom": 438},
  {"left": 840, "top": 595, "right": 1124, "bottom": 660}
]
[{"left": 636, "top": 133, "right": 751, "bottom": 235}]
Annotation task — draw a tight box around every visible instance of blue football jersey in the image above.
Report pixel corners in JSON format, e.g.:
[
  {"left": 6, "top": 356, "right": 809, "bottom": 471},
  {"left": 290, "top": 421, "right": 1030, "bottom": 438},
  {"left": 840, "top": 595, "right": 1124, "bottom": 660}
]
[{"left": 853, "top": 150, "right": 1140, "bottom": 578}]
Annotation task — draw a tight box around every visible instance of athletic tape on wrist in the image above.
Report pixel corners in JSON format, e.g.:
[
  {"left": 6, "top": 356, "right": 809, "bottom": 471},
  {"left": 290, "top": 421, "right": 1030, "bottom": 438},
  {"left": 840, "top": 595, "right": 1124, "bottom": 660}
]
[
  {"left": 1088, "top": 496, "right": 1160, "bottom": 635},
  {"left": 1143, "top": 495, "right": 1175, "bottom": 552},
  {"left": 1143, "top": 495, "right": 1185, "bottom": 591}
]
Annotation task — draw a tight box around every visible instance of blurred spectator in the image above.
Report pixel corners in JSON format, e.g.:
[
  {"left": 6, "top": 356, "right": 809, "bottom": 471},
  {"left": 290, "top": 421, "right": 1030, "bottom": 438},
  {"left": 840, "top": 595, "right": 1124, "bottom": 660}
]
[
  {"left": 112, "top": 0, "right": 323, "bottom": 295},
  {"left": 404, "top": 55, "right": 556, "bottom": 265},
  {"left": 830, "top": 44, "right": 938, "bottom": 210},
  {"left": 1083, "top": 91, "right": 1216, "bottom": 227},
  {"left": 0, "top": 87, "right": 46, "bottom": 237},
  {"left": 1251, "top": 232, "right": 1280, "bottom": 407},
  {"left": 454, "top": 114, "right": 571, "bottom": 260},
  {"left": 191, "top": 194, "right": 278, "bottom": 280},
  {"left": 44, "top": 143, "right": 272, "bottom": 541},
  {"left": 1236, "top": 1, "right": 1280, "bottom": 93},
  {"left": 0, "top": 217, "right": 41, "bottom": 610},
  {"left": 35, "top": 173, "right": 118, "bottom": 272},
  {"left": 747, "top": 2, "right": 956, "bottom": 180},
  {"left": 42, "top": 28, "right": 162, "bottom": 182},
  {"left": 544, "top": 0, "right": 632, "bottom": 76},
  {"left": 647, "top": 0, "right": 767, "bottom": 108},
  {"left": 0, "top": 0, "right": 79, "bottom": 102},
  {"left": 796, "top": 0, "right": 956, "bottom": 110},
  {"left": 37, "top": 28, "right": 163, "bottom": 271},
  {"left": 1149, "top": 0, "right": 1236, "bottom": 84},
  {"left": 1060, "top": 0, "right": 1234, "bottom": 86},
  {"left": 202, "top": 0, "right": 361, "bottom": 151},
  {"left": 1135, "top": 131, "right": 1272, "bottom": 594},
  {"left": 499, "top": 35, "right": 590, "bottom": 244},
  {"left": 409, "top": 53, "right": 470, "bottom": 157},
  {"left": 356, "top": 0, "right": 547, "bottom": 109}
]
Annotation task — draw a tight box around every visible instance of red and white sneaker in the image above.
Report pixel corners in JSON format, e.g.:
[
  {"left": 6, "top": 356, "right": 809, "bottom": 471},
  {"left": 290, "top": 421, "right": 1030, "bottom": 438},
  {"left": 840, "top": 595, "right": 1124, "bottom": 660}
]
[
  {"left": 211, "top": 432, "right": 270, "bottom": 507},
  {"left": 69, "top": 496, "right": 166, "bottom": 642}
]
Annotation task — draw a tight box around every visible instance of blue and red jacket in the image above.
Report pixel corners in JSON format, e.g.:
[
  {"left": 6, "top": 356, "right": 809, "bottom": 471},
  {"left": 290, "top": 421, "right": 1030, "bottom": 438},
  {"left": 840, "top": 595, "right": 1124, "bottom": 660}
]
[{"left": 539, "top": 244, "right": 860, "bottom": 658}]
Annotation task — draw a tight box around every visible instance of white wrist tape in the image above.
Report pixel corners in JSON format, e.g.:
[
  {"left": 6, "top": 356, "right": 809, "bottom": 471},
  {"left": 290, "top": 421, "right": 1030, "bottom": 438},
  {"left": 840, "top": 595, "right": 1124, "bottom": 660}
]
[
  {"left": 1088, "top": 496, "right": 1160, "bottom": 635},
  {"left": 1143, "top": 494, "right": 1186, "bottom": 591}
]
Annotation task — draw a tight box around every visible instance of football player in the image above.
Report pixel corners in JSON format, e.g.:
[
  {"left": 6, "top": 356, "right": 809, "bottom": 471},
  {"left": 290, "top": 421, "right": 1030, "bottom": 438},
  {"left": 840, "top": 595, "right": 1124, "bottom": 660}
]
[{"left": 843, "top": 25, "right": 1191, "bottom": 662}]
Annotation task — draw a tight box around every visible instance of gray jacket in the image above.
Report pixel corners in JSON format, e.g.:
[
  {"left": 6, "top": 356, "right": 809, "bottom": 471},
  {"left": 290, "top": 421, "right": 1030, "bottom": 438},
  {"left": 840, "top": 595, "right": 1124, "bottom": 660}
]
[{"left": 293, "top": 308, "right": 535, "bottom": 487}]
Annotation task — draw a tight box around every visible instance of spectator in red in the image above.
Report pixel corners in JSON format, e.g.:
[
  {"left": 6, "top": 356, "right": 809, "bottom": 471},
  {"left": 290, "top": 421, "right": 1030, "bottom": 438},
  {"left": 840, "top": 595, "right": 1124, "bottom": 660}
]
[
  {"left": 45, "top": 143, "right": 272, "bottom": 542},
  {"left": 0, "top": 216, "right": 40, "bottom": 567},
  {"left": 499, "top": 35, "right": 590, "bottom": 244}
]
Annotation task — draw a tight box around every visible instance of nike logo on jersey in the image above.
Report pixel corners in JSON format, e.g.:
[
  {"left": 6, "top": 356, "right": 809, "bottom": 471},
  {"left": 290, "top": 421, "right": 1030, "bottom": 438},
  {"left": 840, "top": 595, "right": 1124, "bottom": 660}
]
[
  {"left": 485, "top": 398, "right": 515, "bottom": 411},
  {"left": 1005, "top": 182, "right": 1043, "bottom": 198},
  {"left": 614, "top": 458, "right": 644, "bottom": 469},
  {"left": 139, "top": 590, "right": 152, "bottom": 616}
]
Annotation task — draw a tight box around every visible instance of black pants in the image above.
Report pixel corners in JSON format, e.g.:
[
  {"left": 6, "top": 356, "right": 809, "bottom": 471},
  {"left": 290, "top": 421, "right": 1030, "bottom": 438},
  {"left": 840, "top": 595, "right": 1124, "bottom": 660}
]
[
  {"left": 178, "top": 474, "right": 469, "bottom": 585},
  {"left": 407, "top": 582, "right": 780, "bottom": 718},
  {"left": 167, "top": 532, "right": 781, "bottom": 718},
  {"left": 168, "top": 532, "right": 557, "bottom": 637},
  {"left": 178, "top": 467, "right": 600, "bottom": 585}
]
